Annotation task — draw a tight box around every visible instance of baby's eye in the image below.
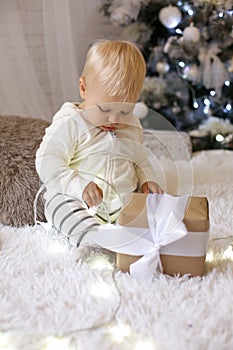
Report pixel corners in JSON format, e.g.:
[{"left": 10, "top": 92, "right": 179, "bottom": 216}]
[
  {"left": 97, "top": 105, "right": 111, "bottom": 113},
  {"left": 120, "top": 110, "right": 131, "bottom": 115}
]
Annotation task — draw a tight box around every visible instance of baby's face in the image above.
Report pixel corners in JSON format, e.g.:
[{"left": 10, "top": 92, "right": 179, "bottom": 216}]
[
  {"left": 84, "top": 102, "right": 135, "bottom": 131},
  {"left": 79, "top": 78, "right": 137, "bottom": 131}
]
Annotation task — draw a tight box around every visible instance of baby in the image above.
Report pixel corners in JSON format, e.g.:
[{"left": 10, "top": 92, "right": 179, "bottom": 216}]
[{"left": 36, "top": 39, "right": 163, "bottom": 247}]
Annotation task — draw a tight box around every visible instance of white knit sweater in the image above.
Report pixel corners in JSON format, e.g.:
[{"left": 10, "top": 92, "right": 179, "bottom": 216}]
[{"left": 36, "top": 102, "right": 157, "bottom": 205}]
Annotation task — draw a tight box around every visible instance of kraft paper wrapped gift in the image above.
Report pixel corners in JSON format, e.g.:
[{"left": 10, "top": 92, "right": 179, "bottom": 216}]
[{"left": 116, "top": 193, "right": 209, "bottom": 277}]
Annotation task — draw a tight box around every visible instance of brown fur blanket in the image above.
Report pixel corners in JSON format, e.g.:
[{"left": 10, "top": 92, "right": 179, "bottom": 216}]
[{"left": 0, "top": 116, "right": 50, "bottom": 226}]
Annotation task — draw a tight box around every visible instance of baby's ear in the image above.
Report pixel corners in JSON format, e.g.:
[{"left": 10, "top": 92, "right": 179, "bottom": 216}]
[{"left": 79, "top": 76, "right": 86, "bottom": 99}]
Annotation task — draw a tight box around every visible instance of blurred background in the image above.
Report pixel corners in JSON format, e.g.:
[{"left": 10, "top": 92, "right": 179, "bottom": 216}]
[{"left": 1, "top": 0, "right": 233, "bottom": 149}]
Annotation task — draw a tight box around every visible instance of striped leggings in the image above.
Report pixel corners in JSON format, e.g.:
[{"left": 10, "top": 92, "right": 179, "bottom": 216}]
[{"left": 45, "top": 193, "right": 101, "bottom": 247}]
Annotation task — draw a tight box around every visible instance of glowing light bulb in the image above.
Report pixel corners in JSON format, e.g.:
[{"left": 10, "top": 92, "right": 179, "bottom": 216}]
[
  {"left": 226, "top": 103, "right": 232, "bottom": 111},
  {"left": 219, "top": 11, "right": 224, "bottom": 17},
  {"left": 210, "top": 90, "right": 216, "bottom": 96},
  {"left": 223, "top": 246, "right": 233, "bottom": 260},
  {"left": 215, "top": 134, "right": 224, "bottom": 142},
  {"left": 178, "top": 61, "right": 185, "bottom": 68},
  {"left": 175, "top": 28, "right": 182, "bottom": 34},
  {"left": 225, "top": 80, "right": 230, "bottom": 86},
  {"left": 206, "top": 251, "right": 214, "bottom": 262},
  {"left": 108, "top": 323, "right": 132, "bottom": 343},
  {"left": 188, "top": 9, "right": 194, "bottom": 16},
  {"left": 43, "top": 337, "right": 71, "bottom": 350},
  {"left": 193, "top": 101, "right": 199, "bottom": 109},
  {"left": 204, "top": 98, "right": 210, "bottom": 106},
  {"left": 88, "top": 255, "right": 114, "bottom": 271},
  {"left": 0, "top": 333, "right": 16, "bottom": 350},
  {"left": 89, "top": 282, "right": 113, "bottom": 299},
  {"left": 134, "top": 339, "right": 158, "bottom": 350},
  {"left": 183, "top": 3, "right": 191, "bottom": 11}
]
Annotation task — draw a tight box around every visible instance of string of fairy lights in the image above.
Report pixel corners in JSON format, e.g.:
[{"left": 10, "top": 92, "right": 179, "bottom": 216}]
[
  {"left": 1, "top": 168, "right": 232, "bottom": 349},
  {"left": 1, "top": 225, "right": 233, "bottom": 350}
]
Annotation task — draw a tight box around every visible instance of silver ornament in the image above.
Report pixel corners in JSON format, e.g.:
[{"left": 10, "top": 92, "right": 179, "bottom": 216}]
[{"left": 159, "top": 5, "right": 182, "bottom": 29}]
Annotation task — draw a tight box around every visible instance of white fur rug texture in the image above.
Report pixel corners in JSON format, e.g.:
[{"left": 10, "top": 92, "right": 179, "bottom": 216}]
[{"left": 0, "top": 150, "right": 233, "bottom": 350}]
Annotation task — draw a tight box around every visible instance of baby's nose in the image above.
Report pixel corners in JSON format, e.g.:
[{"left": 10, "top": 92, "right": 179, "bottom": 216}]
[{"left": 108, "top": 113, "right": 119, "bottom": 123}]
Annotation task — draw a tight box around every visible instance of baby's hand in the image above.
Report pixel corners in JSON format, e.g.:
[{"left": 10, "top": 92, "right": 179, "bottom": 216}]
[
  {"left": 141, "top": 181, "right": 164, "bottom": 195},
  {"left": 82, "top": 182, "right": 103, "bottom": 208}
]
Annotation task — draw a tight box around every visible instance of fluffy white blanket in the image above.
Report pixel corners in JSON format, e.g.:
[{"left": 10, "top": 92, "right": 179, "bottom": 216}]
[{"left": 0, "top": 150, "right": 233, "bottom": 350}]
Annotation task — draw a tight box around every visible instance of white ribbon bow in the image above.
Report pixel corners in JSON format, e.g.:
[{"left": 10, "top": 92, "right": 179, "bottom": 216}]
[{"left": 83, "top": 193, "right": 189, "bottom": 281}]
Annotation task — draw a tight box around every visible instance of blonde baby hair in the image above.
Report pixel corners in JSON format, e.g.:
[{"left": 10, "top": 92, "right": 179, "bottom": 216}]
[{"left": 81, "top": 39, "right": 146, "bottom": 102}]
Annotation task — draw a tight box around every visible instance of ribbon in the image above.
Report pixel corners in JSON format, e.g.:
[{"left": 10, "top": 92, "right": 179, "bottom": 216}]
[
  {"left": 83, "top": 193, "right": 189, "bottom": 281},
  {"left": 129, "top": 193, "right": 189, "bottom": 280}
]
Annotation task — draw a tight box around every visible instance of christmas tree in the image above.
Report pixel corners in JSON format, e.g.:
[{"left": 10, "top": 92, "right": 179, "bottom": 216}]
[{"left": 100, "top": 0, "right": 233, "bottom": 142}]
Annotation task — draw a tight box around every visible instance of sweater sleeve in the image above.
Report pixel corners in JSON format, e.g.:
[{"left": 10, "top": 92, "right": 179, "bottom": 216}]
[{"left": 35, "top": 103, "right": 90, "bottom": 201}]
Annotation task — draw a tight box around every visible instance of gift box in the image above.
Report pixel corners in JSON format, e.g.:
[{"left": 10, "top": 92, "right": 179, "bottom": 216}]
[{"left": 116, "top": 193, "right": 209, "bottom": 277}]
